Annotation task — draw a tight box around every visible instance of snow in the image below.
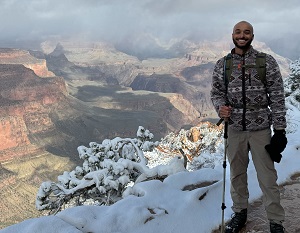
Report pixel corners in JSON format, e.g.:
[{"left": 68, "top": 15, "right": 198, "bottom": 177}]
[{"left": 1, "top": 65, "right": 300, "bottom": 232}]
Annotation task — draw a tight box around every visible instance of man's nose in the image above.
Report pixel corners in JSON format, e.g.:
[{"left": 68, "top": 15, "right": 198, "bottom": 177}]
[{"left": 239, "top": 32, "right": 246, "bottom": 38}]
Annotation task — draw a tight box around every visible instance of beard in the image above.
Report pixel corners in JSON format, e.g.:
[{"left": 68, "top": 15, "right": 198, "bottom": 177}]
[{"left": 232, "top": 37, "right": 253, "bottom": 50}]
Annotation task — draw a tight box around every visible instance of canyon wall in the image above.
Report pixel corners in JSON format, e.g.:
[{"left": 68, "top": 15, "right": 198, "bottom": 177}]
[
  {"left": 0, "top": 63, "right": 67, "bottom": 162},
  {"left": 0, "top": 48, "right": 54, "bottom": 77}
]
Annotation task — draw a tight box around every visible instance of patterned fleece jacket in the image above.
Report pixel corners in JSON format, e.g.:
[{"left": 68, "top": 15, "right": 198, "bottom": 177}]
[{"left": 210, "top": 46, "right": 286, "bottom": 131}]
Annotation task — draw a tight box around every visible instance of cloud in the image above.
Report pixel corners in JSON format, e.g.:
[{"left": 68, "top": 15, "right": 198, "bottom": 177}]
[{"left": 0, "top": 0, "right": 299, "bottom": 58}]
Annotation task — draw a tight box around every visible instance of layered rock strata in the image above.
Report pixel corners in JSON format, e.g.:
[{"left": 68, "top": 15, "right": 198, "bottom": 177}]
[{"left": 0, "top": 64, "right": 67, "bottom": 162}]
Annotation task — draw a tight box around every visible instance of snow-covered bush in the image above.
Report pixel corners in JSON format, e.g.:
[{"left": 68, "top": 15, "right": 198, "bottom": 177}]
[
  {"left": 36, "top": 126, "right": 186, "bottom": 213},
  {"left": 158, "top": 122, "right": 223, "bottom": 169},
  {"left": 285, "top": 58, "right": 300, "bottom": 108},
  {"left": 284, "top": 58, "right": 300, "bottom": 134}
]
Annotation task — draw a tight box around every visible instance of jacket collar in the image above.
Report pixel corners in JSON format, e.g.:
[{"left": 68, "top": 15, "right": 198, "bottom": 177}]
[{"left": 231, "top": 46, "right": 256, "bottom": 58}]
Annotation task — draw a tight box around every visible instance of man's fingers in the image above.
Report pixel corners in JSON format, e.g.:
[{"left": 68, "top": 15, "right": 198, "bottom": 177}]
[{"left": 219, "top": 106, "right": 232, "bottom": 118}]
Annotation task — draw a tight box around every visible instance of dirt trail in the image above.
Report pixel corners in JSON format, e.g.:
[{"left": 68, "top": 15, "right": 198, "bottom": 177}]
[{"left": 213, "top": 173, "right": 300, "bottom": 233}]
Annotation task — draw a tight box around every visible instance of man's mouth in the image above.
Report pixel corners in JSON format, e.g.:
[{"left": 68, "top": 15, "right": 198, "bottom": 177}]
[{"left": 232, "top": 36, "right": 253, "bottom": 49}]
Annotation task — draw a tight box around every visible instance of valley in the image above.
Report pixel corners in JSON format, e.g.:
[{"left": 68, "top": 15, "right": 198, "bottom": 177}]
[
  {"left": 0, "top": 37, "right": 292, "bottom": 229},
  {"left": 0, "top": 153, "right": 73, "bottom": 229}
]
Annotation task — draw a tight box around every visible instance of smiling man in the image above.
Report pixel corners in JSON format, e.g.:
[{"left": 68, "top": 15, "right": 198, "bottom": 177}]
[
  {"left": 210, "top": 21, "right": 287, "bottom": 233},
  {"left": 232, "top": 21, "right": 254, "bottom": 52}
]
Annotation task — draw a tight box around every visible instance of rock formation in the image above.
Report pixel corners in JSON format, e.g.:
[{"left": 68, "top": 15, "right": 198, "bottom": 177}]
[
  {"left": 0, "top": 48, "right": 54, "bottom": 77},
  {"left": 0, "top": 63, "right": 67, "bottom": 162}
]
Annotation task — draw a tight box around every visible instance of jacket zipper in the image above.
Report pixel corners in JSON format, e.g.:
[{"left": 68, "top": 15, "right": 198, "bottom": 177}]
[
  {"left": 249, "top": 70, "right": 251, "bottom": 86},
  {"left": 242, "top": 55, "right": 246, "bottom": 131}
]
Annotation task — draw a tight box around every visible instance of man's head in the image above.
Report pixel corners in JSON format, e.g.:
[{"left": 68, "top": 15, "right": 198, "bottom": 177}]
[{"left": 232, "top": 21, "right": 254, "bottom": 52}]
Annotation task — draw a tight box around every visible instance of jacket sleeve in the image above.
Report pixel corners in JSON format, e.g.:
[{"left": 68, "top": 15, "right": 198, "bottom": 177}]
[
  {"left": 265, "top": 54, "right": 287, "bottom": 129},
  {"left": 210, "top": 58, "right": 227, "bottom": 115}
]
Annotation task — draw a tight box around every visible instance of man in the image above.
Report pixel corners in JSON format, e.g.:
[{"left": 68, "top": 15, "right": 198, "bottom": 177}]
[{"left": 210, "top": 21, "right": 287, "bottom": 233}]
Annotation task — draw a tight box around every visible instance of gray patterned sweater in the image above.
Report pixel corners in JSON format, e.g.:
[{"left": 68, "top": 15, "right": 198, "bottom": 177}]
[{"left": 210, "top": 46, "right": 286, "bottom": 131}]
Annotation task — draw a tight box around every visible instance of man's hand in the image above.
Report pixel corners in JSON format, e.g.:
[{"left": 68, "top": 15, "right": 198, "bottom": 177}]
[
  {"left": 265, "top": 129, "right": 287, "bottom": 163},
  {"left": 218, "top": 105, "right": 232, "bottom": 119}
]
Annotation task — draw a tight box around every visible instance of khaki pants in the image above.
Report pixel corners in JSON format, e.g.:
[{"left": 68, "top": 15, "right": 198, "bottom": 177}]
[{"left": 227, "top": 127, "right": 284, "bottom": 223}]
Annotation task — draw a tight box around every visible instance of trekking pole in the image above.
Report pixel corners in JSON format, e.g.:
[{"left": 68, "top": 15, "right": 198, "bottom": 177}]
[{"left": 220, "top": 118, "right": 228, "bottom": 233}]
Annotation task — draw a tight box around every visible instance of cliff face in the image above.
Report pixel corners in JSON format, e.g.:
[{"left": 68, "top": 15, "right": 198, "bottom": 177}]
[
  {"left": 0, "top": 64, "right": 67, "bottom": 162},
  {"left": 130, "top": 70, "right": 213, "bottom": 118},
  {"left": 0, "top": 48, "right": 54, "bottom": 77}
]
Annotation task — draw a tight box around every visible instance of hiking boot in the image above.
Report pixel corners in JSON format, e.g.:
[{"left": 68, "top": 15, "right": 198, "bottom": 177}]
[
  {"left": 270, "top": 221, "right": 284, "bottom": 233},
  {"left": 225, "top": 209, "right": 247, "bottom": 233}
]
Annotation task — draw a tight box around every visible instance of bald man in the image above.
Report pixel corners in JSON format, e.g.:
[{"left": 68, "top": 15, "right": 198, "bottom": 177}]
[{"left": 211, "top": 21, "right": 287, "bottom": 233}]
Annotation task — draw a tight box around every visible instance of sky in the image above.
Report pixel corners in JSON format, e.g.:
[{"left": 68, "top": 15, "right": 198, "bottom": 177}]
[
  {"left": 1, "top": 0, "right": 300, "bottom": 58},
  {"left": 0, "top": 99, "right": 299, "bottom": 232}
]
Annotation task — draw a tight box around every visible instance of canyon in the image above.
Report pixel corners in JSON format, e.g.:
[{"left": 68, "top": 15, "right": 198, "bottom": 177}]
[{"left": 0, "top": 39, "right": 292, "bottom": 229}]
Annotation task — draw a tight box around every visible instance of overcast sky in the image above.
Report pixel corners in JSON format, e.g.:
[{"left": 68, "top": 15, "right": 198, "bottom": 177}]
[{"left": 1, "top": 0, "right": 300, "bottom": 58}]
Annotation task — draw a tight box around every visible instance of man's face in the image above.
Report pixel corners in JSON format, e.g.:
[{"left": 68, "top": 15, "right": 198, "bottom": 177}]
[{"left": 232, "top": 22, "right": 254, "bottom": 50}]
